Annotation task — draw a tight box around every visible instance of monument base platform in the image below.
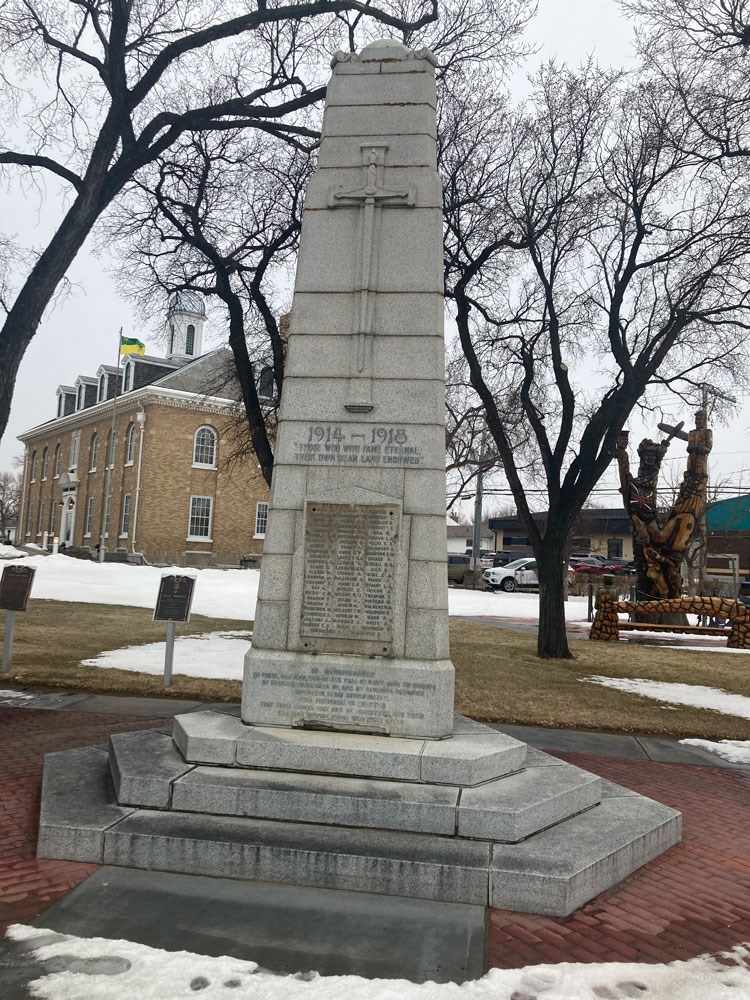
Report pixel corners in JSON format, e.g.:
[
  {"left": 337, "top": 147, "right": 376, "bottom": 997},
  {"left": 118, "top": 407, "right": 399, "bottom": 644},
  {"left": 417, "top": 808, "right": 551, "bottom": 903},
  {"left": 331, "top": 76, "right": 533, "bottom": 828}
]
[
  {"left": 37, "top": 712, "right": 681, "bottom": 919},
  {"left": 242, "top": 648, "right": 456, "bottom": 738}
]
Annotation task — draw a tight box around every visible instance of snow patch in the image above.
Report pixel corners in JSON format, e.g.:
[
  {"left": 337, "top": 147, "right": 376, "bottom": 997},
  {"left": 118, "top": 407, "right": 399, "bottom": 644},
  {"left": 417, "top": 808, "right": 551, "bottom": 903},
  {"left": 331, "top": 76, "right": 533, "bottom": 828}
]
[
  {"left": 6, "top": 925, "right": 750, "bottom": 1000},
  {"left": 81, "top": 631, "right": 251, "bottom": 679},
  {"left": 581, "top": 677, "right": 750, "bottom": 721},
  {"left": 680, "top": 738, "right": 750, "bottom": 766}
]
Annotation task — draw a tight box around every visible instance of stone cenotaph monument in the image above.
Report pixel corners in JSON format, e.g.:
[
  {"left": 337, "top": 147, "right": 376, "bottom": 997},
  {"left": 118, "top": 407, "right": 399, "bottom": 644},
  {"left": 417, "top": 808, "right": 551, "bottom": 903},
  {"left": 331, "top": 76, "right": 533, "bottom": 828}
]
[
  {"left": 243, "top": 38, "right": 453, "bottom": 739},
  {"left": 37, "top": 41, "right": 681, "bottom": 932}
]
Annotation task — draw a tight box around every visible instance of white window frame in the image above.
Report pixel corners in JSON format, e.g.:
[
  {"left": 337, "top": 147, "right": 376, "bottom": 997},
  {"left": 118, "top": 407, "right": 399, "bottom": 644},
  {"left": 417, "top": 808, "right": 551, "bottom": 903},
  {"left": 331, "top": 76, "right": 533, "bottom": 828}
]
[
  {"left": 187, "top": 495, "right": 213, "bottom": 541},
  {"left": 85, "top": 496, "right": 94, "bottom": 537},
  {"left": 70, "top": 434, "right": 80, "bottom": 470},
  {"left": 41, "top": 447, "right": 49, "bottom": 481},
  {"left": 254, "top": 501, "right": 269, "bottom": 538},
  {"left": 123, "top": 361, "right": 134, "bottom": 392},
  {"left": 57, "top": 393, "right": 65, "bottom": 418},
  {"left": 120, "top": 493, "right": 131, "bottom": 537},
  {"left": 104, "top": 494, "right": 111, "bottom": 538},
  {"left": 98, "top": 373, "right": 108, "bottom": 402},
  {"left": 37, "top": 501, "right": 45, "bottom": 535},
  {"left": 125, "top": 424, "right": 135, "bottom": 465},
  {"left": 26, "top": 502, "right": 33, "bottom": 537},
  {"left": 30, "top": 450, "right": 37, "bottom": 482},
  {"left": 192, "top": 426, "right": 217, "bottom": 468},
  {"left": 53, "top": 444, "right": 62, "bottom": 478},
  {"left": 76, "top": 383, "right": 85, "bottom": 410},
  {"left": 89, "top": 434, "right": 98, "bottom": 472}
]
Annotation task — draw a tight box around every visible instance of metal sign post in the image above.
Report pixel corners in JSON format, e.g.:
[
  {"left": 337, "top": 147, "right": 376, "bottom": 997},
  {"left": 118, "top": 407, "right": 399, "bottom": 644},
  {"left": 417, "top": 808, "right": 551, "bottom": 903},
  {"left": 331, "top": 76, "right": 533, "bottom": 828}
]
[
  {"left": 153, "top": 575, "right": 196, "bottom": 687},
  {"left": 0, "top": 565, "right": 36, "bottom": 674}
]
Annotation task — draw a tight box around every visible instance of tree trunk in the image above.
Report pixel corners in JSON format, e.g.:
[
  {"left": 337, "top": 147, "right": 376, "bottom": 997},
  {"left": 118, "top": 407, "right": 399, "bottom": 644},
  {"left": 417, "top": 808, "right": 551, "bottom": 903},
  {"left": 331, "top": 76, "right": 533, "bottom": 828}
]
[{"left": 536, "top": 530, "right": 573, "bottom": 659}]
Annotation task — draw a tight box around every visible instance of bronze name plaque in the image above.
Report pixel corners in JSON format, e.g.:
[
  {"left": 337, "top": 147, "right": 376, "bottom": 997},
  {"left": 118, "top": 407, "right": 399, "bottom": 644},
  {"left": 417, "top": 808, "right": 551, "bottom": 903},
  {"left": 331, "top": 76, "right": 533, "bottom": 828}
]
[
  {"left": 0, "top": 565, "right": 36, "bottom": 612},
  {"left": 300, "top": 502, "right": 399, "bottom": 653}
]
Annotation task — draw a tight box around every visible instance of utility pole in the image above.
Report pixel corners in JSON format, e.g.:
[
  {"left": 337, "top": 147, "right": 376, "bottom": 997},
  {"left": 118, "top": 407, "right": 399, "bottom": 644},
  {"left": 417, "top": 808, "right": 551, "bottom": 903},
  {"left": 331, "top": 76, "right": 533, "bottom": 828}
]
[{"left": 471, "top": 463, "right": 484, "bottom": 585}]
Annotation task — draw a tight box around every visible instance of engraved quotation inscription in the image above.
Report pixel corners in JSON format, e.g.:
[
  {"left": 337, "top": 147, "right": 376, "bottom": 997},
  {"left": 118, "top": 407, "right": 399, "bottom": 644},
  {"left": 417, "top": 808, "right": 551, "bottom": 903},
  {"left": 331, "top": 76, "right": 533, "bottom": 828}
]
[
  {"left": 257, "top": 665, "right": 438, "bottom": 726},
  {"left": 300, "top": 502, "right": 399, "bottom": 646},
  {"left": 292, "top": 424, "right": 424, "bottom": 467}
]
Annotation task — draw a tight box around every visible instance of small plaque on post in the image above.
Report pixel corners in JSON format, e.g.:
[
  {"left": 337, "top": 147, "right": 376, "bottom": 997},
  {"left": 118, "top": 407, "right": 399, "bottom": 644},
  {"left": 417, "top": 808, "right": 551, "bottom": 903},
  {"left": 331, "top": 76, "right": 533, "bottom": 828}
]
[
  {"left": 0, "top": 565, "right": 36, "bottom": 612},
  {"left": 154, "top": 575, "right": 195, "bottom": 622}
]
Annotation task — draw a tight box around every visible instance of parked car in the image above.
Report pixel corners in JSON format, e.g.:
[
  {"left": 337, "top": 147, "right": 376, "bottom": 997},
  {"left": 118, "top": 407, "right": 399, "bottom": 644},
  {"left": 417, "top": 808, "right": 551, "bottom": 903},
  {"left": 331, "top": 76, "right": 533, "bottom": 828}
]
[
  {"left": 492, "top": 551, "right": 519, "bottom": 567},
  {"left": 483, "top": 556, "right": 537, "bottom": 592},
  {"left": 465, "top": 548, "right": 495, "bottom": 568},
  {"left": 600, "top": 559, "right": 635, "bottom": 574},
  {"left": 572, "top": 558, "right": 609, "bottom": 574},
  {"left": 447, "top": 553, "right": 472, "bottom": 584}
]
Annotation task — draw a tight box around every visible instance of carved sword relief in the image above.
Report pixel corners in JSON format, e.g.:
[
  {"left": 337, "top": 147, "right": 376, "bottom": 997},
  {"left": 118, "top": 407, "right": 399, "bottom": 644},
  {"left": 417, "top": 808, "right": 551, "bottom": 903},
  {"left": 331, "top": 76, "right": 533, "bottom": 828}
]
[{"left": 329, "top": 144, "right": 415, "bottom": 412}]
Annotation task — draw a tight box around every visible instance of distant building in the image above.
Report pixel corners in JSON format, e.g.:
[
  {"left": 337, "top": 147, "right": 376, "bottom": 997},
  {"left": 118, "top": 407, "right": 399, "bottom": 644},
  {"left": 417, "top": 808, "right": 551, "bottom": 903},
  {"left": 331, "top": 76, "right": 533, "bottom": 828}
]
[
  {"left": 17, "top": 294, "right": 269, "bottom": 567},
  {"left": 446, "top": 519, "right": 494, "bottom": 554},
  {"left": 488, "top": 508, "right": 634, "bottom": 561}
]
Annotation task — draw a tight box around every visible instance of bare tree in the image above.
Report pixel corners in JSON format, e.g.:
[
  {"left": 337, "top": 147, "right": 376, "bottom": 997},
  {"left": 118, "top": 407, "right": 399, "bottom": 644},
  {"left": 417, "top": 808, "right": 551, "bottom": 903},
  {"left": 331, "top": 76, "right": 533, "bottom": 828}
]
[
  {"left": 443, "top": 63, "right": 750, "bottom": 658},
  {"left": 0, "top": 0, "right": 439, "bottom": 445},
  {"left": 111, "top": 128, "right": 313, "bottom": 485},
  {"left": 105, "top": 0, "right": 534, "bottom": 485},
  {"left": 0, "top": 467, "right": 22, "bottom": 537}
]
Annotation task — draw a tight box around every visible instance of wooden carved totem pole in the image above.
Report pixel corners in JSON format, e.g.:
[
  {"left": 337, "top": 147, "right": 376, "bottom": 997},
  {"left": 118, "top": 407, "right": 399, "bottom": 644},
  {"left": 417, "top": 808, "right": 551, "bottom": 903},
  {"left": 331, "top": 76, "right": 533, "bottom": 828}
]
[{"left": 616, "top": 410, "right": 712, "bottom": 603}]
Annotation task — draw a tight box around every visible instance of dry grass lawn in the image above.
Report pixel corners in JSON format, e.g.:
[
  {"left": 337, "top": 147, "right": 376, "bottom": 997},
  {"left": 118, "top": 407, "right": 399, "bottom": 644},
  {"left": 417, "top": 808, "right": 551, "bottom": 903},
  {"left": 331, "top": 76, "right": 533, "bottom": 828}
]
[{"left": 1, "top": 601, "right": 749, "bottom": 739}]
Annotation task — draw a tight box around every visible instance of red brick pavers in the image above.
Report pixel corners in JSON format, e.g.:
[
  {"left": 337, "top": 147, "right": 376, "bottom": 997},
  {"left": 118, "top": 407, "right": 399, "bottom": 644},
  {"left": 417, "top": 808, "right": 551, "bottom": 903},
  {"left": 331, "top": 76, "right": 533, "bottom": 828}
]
[
  {"left": 0, "top": 707, "right": 168, "bottom": 934},
  {"left": 2, "top": 706, "right": 750, "bottom": 970},
  {"left": 490, "top": 751, "right": 750, "bottom": 969}
]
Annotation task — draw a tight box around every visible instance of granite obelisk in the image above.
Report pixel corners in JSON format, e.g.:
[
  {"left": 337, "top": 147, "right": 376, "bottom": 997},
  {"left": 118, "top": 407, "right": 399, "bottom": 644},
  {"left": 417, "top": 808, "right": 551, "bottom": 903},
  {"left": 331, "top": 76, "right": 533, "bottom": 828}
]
[{"left": 243, "top": 39, "right": 454, "bottom": 738}]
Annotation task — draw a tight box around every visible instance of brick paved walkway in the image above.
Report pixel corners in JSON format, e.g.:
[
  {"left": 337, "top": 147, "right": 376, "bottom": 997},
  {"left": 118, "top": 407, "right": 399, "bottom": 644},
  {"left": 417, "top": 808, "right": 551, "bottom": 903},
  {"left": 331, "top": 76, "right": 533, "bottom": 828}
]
[
  {"left": 2, "top": 707, "right": 749, "bottom": 969},
  {"left": 489, "top": 751, "right": 750, "bottom": 968},
  {"left": 0, "top": 708, "right": 169, "bottom": 934}
]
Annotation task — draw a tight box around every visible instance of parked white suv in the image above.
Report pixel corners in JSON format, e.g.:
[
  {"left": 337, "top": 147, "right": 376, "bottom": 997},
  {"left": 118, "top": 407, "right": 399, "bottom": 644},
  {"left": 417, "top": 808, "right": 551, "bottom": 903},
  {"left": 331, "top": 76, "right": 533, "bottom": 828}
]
[{"left": 483, "top": 557, "right": 537, "bottom": 593}]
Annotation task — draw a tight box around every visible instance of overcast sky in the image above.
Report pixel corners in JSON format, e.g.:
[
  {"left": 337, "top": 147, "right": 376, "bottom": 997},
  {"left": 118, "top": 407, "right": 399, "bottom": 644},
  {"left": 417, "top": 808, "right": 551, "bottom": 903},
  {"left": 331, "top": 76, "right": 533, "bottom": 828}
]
[{"left": 1, "top": 0, "right": 747, "bottom": 504}]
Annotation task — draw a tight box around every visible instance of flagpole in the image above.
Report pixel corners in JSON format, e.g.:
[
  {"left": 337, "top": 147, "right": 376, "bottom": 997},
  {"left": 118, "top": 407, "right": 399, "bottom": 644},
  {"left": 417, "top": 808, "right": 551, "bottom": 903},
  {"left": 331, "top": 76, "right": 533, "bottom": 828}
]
[{"left": 98, "top": 328, "right": 123, "bottom": 564}]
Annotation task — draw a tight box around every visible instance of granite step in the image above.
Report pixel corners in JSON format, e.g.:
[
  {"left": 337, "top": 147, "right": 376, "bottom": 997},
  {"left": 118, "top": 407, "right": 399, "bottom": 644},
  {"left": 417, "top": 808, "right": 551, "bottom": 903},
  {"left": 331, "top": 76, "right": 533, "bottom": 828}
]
[
  {"left": 172, "top": 711, "right": 529, "bottom": 786},
  {"left": 110, "top": 728, "right": 601, "bottom": 841},
  {"left": 38, "top": 743, "right": 681, "bottom": 915}
]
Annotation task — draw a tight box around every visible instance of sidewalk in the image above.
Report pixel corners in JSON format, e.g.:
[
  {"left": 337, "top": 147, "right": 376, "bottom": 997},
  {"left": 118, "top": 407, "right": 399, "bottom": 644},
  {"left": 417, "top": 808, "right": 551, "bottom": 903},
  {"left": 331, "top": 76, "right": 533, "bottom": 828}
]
[{"left": 1, "top": 691, "right": 749, "bottom": 987}]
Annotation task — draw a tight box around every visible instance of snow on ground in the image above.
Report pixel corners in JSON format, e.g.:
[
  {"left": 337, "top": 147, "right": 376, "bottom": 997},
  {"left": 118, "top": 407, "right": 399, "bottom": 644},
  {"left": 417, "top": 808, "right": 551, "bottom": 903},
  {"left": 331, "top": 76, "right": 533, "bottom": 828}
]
[
  {"left": 0, "top": 545, "right": 26, "bottom": 558},
  {"left": 680, "top": 738, "right": 750, "bottom": 766},
  {"left": 0, "top": 552, "right": 591, "bottom": 622},
  {"left": 0, "top": 689, "right": 35, "bottom": 704},
  {"left": 7, "top": 925, "right": 750, "bottom": 1000},
  {"left": 81, "top": 631, "right": 252, "bottom": 679},
  {"left": 581, "top": 677, "right": 750, "bottom": 721}
]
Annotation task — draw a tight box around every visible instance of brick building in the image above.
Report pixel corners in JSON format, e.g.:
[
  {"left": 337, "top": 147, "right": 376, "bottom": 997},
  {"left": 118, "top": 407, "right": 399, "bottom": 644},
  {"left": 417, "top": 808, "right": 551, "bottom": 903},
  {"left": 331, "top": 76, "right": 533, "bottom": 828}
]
[{"left": 17, "top": 294, "right": 270, "bottom": 566}]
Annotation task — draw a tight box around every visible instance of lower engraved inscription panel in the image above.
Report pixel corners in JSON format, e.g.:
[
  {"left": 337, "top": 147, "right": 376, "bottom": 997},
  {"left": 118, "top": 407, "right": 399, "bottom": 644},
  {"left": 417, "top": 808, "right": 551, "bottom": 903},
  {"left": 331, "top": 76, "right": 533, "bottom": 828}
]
[{"left": 300, "top": 502, "right": 399, "bottom": 652}]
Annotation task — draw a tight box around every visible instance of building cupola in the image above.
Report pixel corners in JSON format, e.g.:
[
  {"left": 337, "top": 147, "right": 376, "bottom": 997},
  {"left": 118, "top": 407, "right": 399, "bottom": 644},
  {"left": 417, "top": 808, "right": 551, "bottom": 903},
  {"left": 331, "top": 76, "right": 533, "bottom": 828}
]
[{"left": 167, "top": 291, "right": 206, "bottom": 363}]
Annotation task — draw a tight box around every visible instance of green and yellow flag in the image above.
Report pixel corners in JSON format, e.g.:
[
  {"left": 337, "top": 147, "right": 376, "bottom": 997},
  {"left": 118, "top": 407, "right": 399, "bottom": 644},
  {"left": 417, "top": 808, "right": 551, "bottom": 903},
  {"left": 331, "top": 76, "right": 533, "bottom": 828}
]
[{"left": 120, "top": 335, "right": 146, "bottom": 356}]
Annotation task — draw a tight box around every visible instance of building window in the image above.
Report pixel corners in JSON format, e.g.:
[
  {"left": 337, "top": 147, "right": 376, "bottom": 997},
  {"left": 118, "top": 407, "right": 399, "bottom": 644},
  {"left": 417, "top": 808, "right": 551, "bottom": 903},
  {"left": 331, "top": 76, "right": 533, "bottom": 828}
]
[
  {"left": 188, "top": 495, "right": 213, "bottom": 540},
  {"left": 120, "top": 493, "right": 131, "bottom": 537},
  {"left": 54, "top": 444, "right": 62, "bottom": 478},
  {"left": 41, "top": 447, "right": 49, "bottom": 480},
  {"left": 104, "top": 495, "right": 111, "bottom": 537},
  {"left": 503, "top": 535, "right": 530, "bottom": 547},
  {"left": 107, "top": 431, "right": 116, "bottom": 469},
  {"left": 257, "top": 366, "right": 275, "bottom": 400},
  {"left": 30, "top": 450, "right": 37, "bottom": 482},
  {"left": 169, "top": 323, "right": 175, "bottom": 354},
  {"left": 123, "top": 361, "right": 134, "bottom": 392},
  {"left": 37, "top": 501, "right": 45, "bottom": 535},
  {"left": 255, "top": 501, "right": 269, "bottom": 538},
  {"left": 76, "top": 384, "right": 85, "bottom": 410},
  {"left": 26, "top": 502, "right": 33, "bottom": 537},
  {"left": 186, "top": 324, "right": 195, "bottom": 356},
  {"left": 193, "top": 426, "right": 217, "bottom": 468},
  {"left": 90, "top": 434, "right": 98, "bottom": 471},
  {"left": 70, "top": 435, "right": 80, "bottom": 470},
  {"left": 85, "top": 497, "right": 94, "bottom": 537},
  {"left": 607, "top": 539, "right": 623, "bottom": 559},
  {"left": 98, "top": 373, "right": 108, "bottom": 402},
  {"left": 125, "top": 424, "right": 135, "bottom": 465},
  {"left": 57, "top": 394, "right": 65, "bottom": 418}
]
